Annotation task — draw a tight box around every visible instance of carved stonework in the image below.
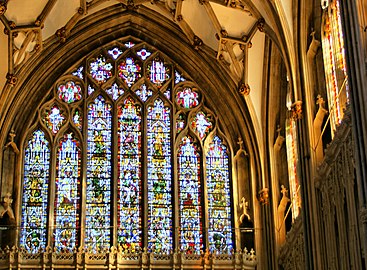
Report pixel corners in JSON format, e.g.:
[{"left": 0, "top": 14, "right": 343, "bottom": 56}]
[
  {"left": 56, "top": 27, "right": 67, "bottom": 43},
  {"left": 238, "top": 83, "right": 250, "bottom": 96},
  {"left": 291, "top": 100, "right": 303, "bottom": 120},
  {"left": 0, "top": 0, "right": 8, "bottom": 15},
  {"left": 258, "top": 188, "right": 269, "bottom": 205},
  {"left": 6, "top": 73, "right": 17, "bottom": 86},
  {"left": 193, "top": 35, "right": 203, "bottom": 50},
  {"left": 257, "top": 18, "right": 265, "bottom": 32}
]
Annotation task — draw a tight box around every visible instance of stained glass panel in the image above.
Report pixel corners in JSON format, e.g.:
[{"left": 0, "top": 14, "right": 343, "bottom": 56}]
[
  {"left": 134, "top": 84, "right": 152, "bottom": 102},
  {"left": 137, "top": 48, "right": 151, "bottom": 60},
  {"left": 58, "top": 81, "right": 82, "bottom": 104},
  {"left": 105, "top": 82, "right": 124, "bottom": 100},
  {"left": 118, "top": 57, "right": 142, "bottom": 87},
  {"left": 176, "top": 113, "right": 186, "bottom": 134},
  {"left": 72, "top": 66, "right": 84, "bottom": 80},
  {"left": 88, "top": 85, "right": 95, "bottom": 96},
  {"left": 147, "top": 98, "right": 172, "bottom": 253},
  {"left": 286, "top": 118, "right": 300, "bottom": 220},
  {"left": 125, "top": 41, "right": 135, "bottom": 48},
  {"left": 175, "top": 70, "right": 186, "bottom": 84},
  {"left": 191, "top": 111, "right": 213, "bottom": 140},
  {"left": 43, "top": 105, "right": 65, "bottom": 135},
  {"left": 147, "top": 57, "right": 170, "bottom": 87},
  {"left": 178, "top": 136, "right": 203, "bottom": 254},
  {"left": 89, "top": 56, "right": 113, "bottom": 84},
  {"left": 73, "top": 109, "right": 82, "bottom": 130},
  {"left": 20, "top": 130, "right": 50, "bottom": 253},
  {"left": 85, "top": 96, "right": 112, "bottom": 251},
  {"left": 206, "top": 136, "right": 233, "bottom": 253},
  {"left": 176, "top": 88, "right": 200, "bottom": 109},
  {"left": 54, "top": 133, "right": 81, "bottom": 252},
  {"left": 108, "top": 47, "right": 123, "bottom": 60},
  {"left": 117, "top": 97, "right": 142, "bottom": 252}
]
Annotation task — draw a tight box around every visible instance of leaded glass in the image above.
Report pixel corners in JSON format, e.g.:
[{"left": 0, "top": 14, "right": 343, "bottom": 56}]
[
  {"left": 20, "top": 130, "right": 50, "bottom": 253},
  {"left": 108, "top": 47, "right": 123, "bottom": 60},
  {"left": 147, "top": 57, "right": 170, "bottom": 87},
  {"left": 147, "top": 98, "right": 172, "bottom": 253},
  {"left": 286, "top": 118, "right": 300, "bottom": 220},
  {"left": 191, "top": 111, "right": 212, "bottom": 140},
  {"left": 134, "top": 84, "right": 152, "bottom": 102},
  {"left": 137, "top": 48, "right": 151, "bottom": 60},
  {"left": 43, "top": 105, "right": 65, "bottom": 135},
  {"left": 54, "top": 133, "right": 81, "bottom": 252},
  {"left": 176, "top": 113, "right": 186, "bottom": 134},
  {"left": 73, "top": 109, "right": 82, "bottom": 130},
  {"left": 206, "top": 136, "right": 233, "bottom": 253},
  {"left": 125, "top": 41, "right": 135, "bottom": 48},
  {"left": 88, "top": 85, "right": 95, "bottom": 96},
  {"left": 164, "top": 88, "right": 171, "bottom": 100},
  {"left": 178, "top": 136, "right": 203, "bottom": 254},
  {"left": 117, "top": 97, "right": 142, "bottom": 252},
  {"left": 175, "top": 70, "right": 186, "bottom": 84},
  {"left": 89, "top": 56, "right": 113, "bottom": 84},
  {"left": 72, "top": 66, "right": 84, "bottom": 80},
  {"left": 58, "top": 81, "right": 82, "bottom": 104},
  {"left": 118, "top": 57, "right": 141, "bottom": 87},
  {"left": 105, "top": 82, "right": 124, "bottom": 100},
  {"left": 176, "top": 88, "right": 200, "bottom": 109},
  {"left": 85, "top": 96, "right": 112, "bottom": 251}
]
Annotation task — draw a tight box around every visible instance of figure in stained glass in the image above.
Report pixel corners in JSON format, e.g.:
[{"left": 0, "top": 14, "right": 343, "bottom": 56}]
[
  {"left": 176, "top": 88, "right": 199, "bottom": 109},
  {"left": 89, "top": 56, "right": 113, "bottom": 84},
  {"left": 43, "top": 105, "right": 65, "bottom": 135},
  {"left": 118, "top": 57, "right": 141, "bottom": 87},
  {"left": 135, "top": 84, "right": 152, "bottom": 102},
  {"left": 58, "top": 81, "right": 82, "bottom": 103},
  {"left": 191, "top": 111, "right": 212, "bottom": 140},
  {"left": 105, "top": 83, "right": 124, "bottom": 100}
]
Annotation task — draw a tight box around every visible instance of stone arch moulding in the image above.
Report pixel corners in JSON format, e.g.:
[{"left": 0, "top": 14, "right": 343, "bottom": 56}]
[{"left": 0, "top": 5, "right": 264, "bottom": 259}]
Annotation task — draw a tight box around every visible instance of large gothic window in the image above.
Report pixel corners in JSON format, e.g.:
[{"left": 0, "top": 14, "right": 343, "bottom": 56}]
[
  {"left": 20, "top": 38, "right": 234, "bottom": 255},
  {"left": 321, "top": 0, "right": 349, "bottom": 136}
]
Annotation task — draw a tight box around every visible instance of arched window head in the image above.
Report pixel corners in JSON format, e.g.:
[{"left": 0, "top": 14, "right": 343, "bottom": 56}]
[{"left": 20, "top": 38, "right": 236, "bottom": 255}]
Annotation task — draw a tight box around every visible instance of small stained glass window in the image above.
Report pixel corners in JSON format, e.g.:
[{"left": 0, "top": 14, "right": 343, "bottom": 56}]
[
  {"left": 105, "top": 83, "right": 124, "bottom": 100},
  {"left": 125, "top": 41, "right": 135, "bottom": 48},
  {"left": 175, "top": 70, "right": 186, "bottom": 84},
  {"left": 108, "top": 47, "right": 123, "bottom": 60},
  {"left": 147, "top": 57, "right": 170, "bottom": 87},
  {"left": 73, "top": 109, "right": 82, "bottom": 130},
  {"left": 137, "top": 48, "right": 151, "bottom": 60},
  {"left": 43, "top": 105, "right": 65, "bottom": 135},
  {"left": 58, "top": 81, "right": 82, "bottom": 103},
  {"left": 89, "top": 56, "right": 113, "bottom": 84},
  {"left": 176, "top": 113, "right": 186, "bottom": 134},
  {"left": 72, "top": 66, "right": 84, "bottom": 80},
  {"left": 134, "top": 84, "right": 152, "bottom": 102},
  {"left": 176, "top": 87, "right": 200, "bottom": 109},
  {"left": 118, "top": 57, "right": 142, "bottom": 87},
  {"left": 191, "top": 111, "right": 213, "bottom": 140}
]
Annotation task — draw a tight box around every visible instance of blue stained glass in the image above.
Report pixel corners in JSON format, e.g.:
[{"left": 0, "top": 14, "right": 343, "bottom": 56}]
[
  {"left": 20, "top": 130, "right": 50, "bottom": 253},
  {"left": 72, "top": 66, "right": 84, "bottom": 80},
  {"left": 54, "top": 133, "right": 81, "bottom": 252},
  {"left": 206, "top": 136, "right": 233, "bottom": 253},
  {"left": 86, "top": 96, "right": 112, "bottom": 251},
  {"left": 108, "top": 47, "right": 123, "bottom": 59},
  {"left": 105, "top": 82, "right": 124, "bottom": 100},
  {"left": 118, "top": 57, "right": 141, "bottom": 87},
  {"left": 191, "top": 111, "right": 213, "bottom": 140},
  {"left": 117, "top": 97, "right": 142, "bottom": 252},
  {"left": 147, "top": 98, "right": 172, "bottom": 253},
  {"left": 89, "top": 56, "right": 113, "bottom": 84},
  {"left": 134, "top": 84, "right": 152, "bottom": 102},
  {"left": 178, "top": 136, "right": 203, "bottom": 254},
  {"left": 174, "top": 70, "right": 186, "bottom": 84},
  {"left": 147, "top": 58, "right": 170, "bottom": 87},
  {"left": 137, "top": 48, "right": 151, "bottom": 60},
  {"left": 43, "top": 105, "right": 65, "bottom": 135}
]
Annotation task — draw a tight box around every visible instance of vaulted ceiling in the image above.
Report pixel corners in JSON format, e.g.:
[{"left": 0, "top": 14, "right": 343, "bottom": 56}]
[{"left": 0, "top": 0, "right": 294, "bottom": 140}]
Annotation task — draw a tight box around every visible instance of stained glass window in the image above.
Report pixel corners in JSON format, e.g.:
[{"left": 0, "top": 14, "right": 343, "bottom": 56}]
[
  {"left": 58, "top": 81, "right": 82, "bottom": 104},
  {"left": 43, "top": 105, "right": 65, "bottom": 135},
  {"left": 85, "top": 96, "right": 112, "bottom": 251},
  {"left": 21, "top": 40, "right": 236, "bottom": 256},
  {"left": 286, "top": 117, "right": 300, "bottom": 220},
  {"left": 178, "top": 136, "right": 203, "bottom": 254},
  {"left": 105, "top": 82, "right": 124, "bottom": 100},
  {"left": 20, "top": 130, "right": 50, "bottom": 253},
  {"left": 147, "top": 98, "right": 172, "bottom": 253},
  {"left": 322, "top": 0, "right": 349, "bottom": 136},
  {"left": 89, "top": 56, "right": 113, "bottom": 84},
  {"left": 176, "top": 87, "right": 200, "bottom": 109},
  {"left": 134, "top": 84, "right": 152, "bottom": 102},
  {"left": 206, "top": 136, "right": 233, "bottom": 253},
  {"left": 191, "top": 111, "right": 213, "bottom": 140},
  {"left": 72, "top": 66, "right": 84, "bottom": 80},
  {"left": 54, "top": 133, "right": 81, "bottom": 252},
  {"left": 117, "top": 97, "right": 142, "bottom": 252},
  {"left": 147, "top": 57, "right": 170, "bottom": 87},
  {"left": 118, "top": 57, "right": 142, "bottom": 87}
]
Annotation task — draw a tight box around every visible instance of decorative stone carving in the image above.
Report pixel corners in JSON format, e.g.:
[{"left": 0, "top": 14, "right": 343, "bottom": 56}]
[
  {"left": 193, "top": 35, "right": 203, "bottom": 50},
  {"left": 0, "top": 193, "right": 15, "bottom": 221},
  {"left": 6, "top": 73, "right": 17, "bottom": 86},
  {"left": 0, "top": 0, "right": 8, "bottom": 15},
  {"left": 5, "top": 130, "right": 19, "bottom": 154},
  {"left": 291, "top": 100, "right": 303, "bottom": 120},
  {"left": 257, "top": 18, "right": 265, "bottom": 32},
  {"left": 238, "top": 82, "right": 250, "bottom": 96},
  {"left": 56, "top": 27, "right": 67, "bottom": 43},
  {"left": 239, "top": 197, "right": 251, "bottom": 223},
  {"left": 258, "top": 188, "right": 269, "bottom": 205}
]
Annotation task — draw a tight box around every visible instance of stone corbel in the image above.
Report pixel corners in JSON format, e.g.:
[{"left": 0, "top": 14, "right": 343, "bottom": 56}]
[
  {"left": 4, "top": 130, "right": 19, "bottom": 155},
  {"left": 0, "top": 0, "right": 8, "bottom": 15},
  {"left": 291, "top": 100, "right": 303, "bottom": 120},
  {"left": 0, "top": 193, "right": 15, "bottom": 221},
  {"left": 258, "top": 188, "right": 269, "bottom": 205}
]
